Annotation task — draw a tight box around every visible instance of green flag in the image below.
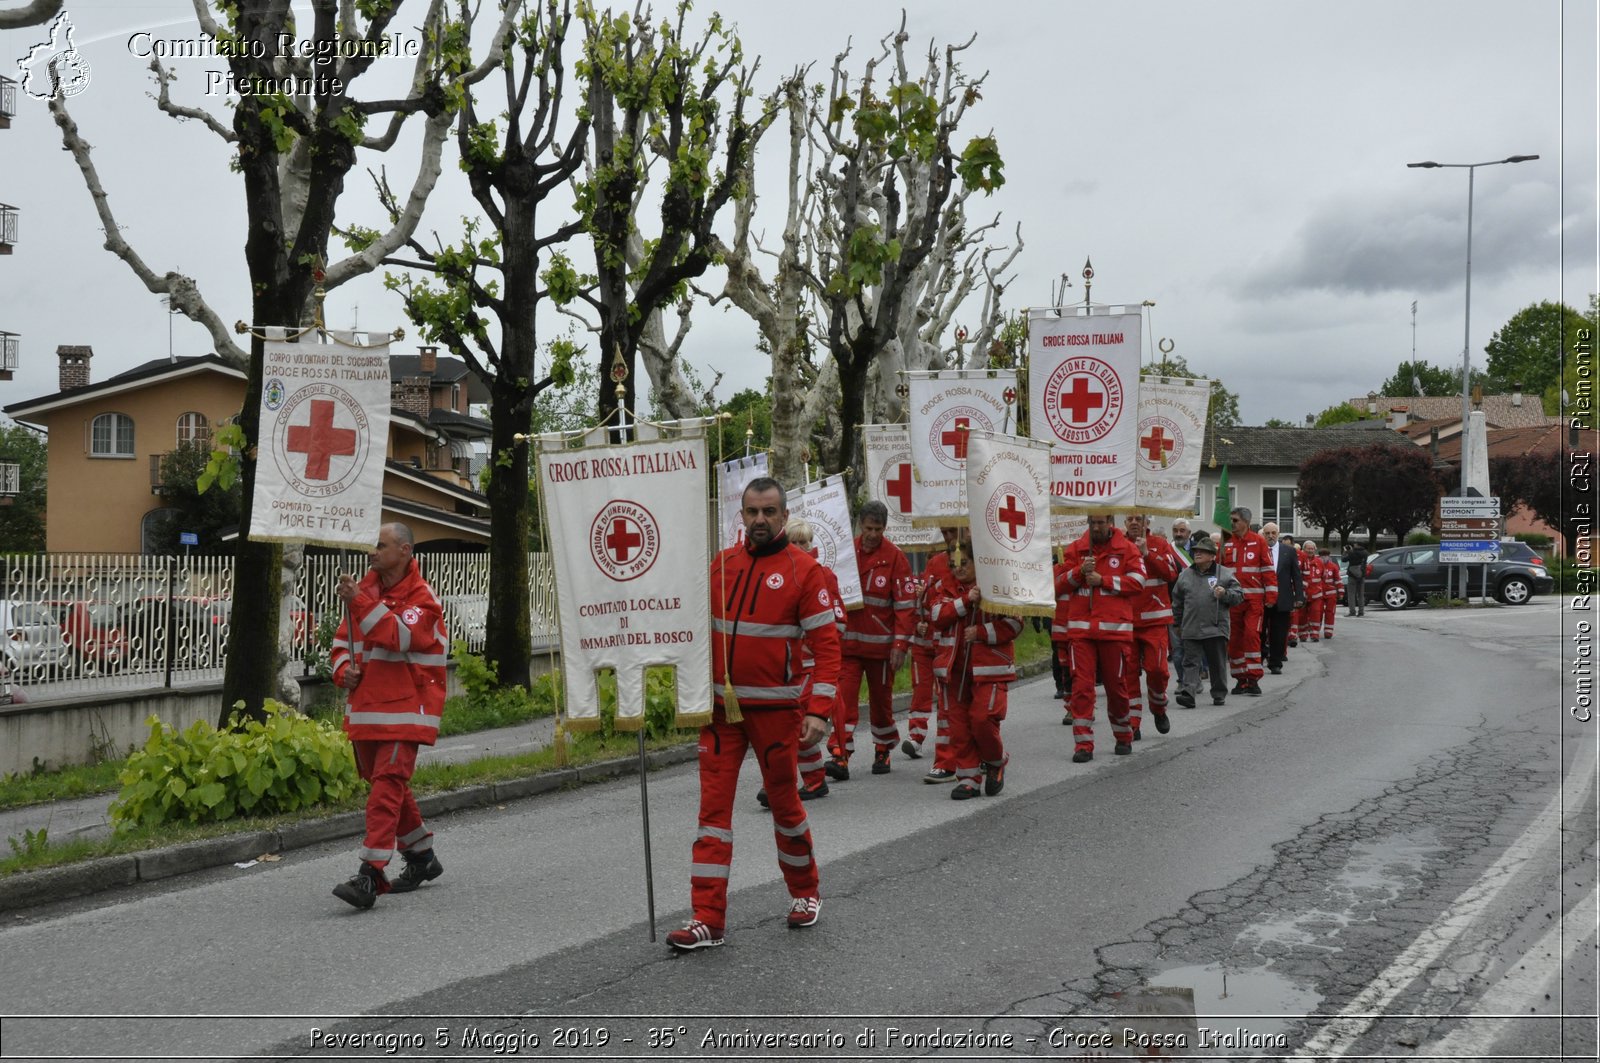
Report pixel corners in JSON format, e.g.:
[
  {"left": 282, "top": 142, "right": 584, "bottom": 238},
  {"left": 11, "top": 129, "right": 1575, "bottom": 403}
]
[{"left": 1211, "top": 465, "right": 1231, "bottom": 527}]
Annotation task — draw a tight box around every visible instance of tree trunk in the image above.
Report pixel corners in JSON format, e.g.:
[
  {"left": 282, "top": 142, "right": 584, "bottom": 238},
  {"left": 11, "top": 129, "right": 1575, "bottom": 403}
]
[
  {"left": 835, "top": 353, "right": 869, "bottom": 495},
  {"left": 484, "top": 383, "right": 533, "bottom": 688}
]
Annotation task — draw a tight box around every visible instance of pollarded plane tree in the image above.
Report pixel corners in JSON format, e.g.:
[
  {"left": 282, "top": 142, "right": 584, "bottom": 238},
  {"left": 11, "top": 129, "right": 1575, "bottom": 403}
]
[{"left": 50, "top": 0, "right": 510, "bottom": 722}]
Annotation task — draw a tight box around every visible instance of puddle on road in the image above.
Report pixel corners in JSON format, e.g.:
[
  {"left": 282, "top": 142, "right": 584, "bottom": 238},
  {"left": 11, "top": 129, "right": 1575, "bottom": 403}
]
[
  {"left": 1144, "top": 962, "right": 1322, "bottom": 1043},
  {"left": 1335, "top": 832, "right": 1442, "bottom": 896}
]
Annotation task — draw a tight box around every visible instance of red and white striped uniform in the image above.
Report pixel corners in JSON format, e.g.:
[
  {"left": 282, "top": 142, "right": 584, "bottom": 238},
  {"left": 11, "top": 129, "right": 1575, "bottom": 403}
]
[
  {"left": 1126, "top": 533, "right": 1181, "bottom": 734},
  {"left": 1058, "top": 528, "right": 1147, "bottom": 754},
  {"left": 1222, "top": 529, "right": 1277, "bottom": 681}
]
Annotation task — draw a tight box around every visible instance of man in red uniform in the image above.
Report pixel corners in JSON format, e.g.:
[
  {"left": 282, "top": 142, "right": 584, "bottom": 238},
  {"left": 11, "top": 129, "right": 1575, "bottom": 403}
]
[
  {"left": 1222, "top": 508, "right": 1277, "bottom": 695},
  {"left": 329, "top": 522, "right": 449, "bottom": 909},
  {"left": 1298, "top": 539, "right": 1324, "bottom": 644},
  {"left": 905, "top": 527, "right": 961, "bottom": 783},
  {"left": 1051, "top": 548, "right": 1075, "bottom": 727},
  {"left": 827, "top": 500, "right": 914, "bottom": 779},
  {"left": 1058, "top": 512, "right": 1147, "bottom": 763},
  {"left": 1122, "top": 513, "right": 1181, "bottom": 740},
  {"left": 1318, "top": 549, "right": 1341, "bottom": 639},
  {"left": 670, "top": 477, "right": 841, "bottom": 951},
  {"left": 928, "top": 550, "right": 1022, "bottom": 799}
]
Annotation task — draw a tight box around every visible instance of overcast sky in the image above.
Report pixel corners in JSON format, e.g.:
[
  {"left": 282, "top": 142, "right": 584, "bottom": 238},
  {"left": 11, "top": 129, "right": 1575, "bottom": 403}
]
[{"left": 1, "top": 0, "right": 1594, "bottom": 427}]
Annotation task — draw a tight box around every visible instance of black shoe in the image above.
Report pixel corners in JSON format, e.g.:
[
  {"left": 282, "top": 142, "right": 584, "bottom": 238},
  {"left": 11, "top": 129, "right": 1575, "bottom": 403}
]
[
  {"left": 1175, "top": 691, "right": 1196, "bottom": 709},
  {"left": 333, "top": 866, "right": 386, "bottom": 909},
  {"left": 798, "top": 780, "right": 830, "bottom": 801},
  {"left": 1243, "top": 680, "right": 1262, "bottom": 696},
  {"left": 1212, "top": 695, "right": 1227, "bottom": 705},
  {"left": 824, "top": 757, "right": 850, "bottom": 781},
  {"left": 984, "top": 754, "right": 1009, "bottom": 796},
  {"left": 871, "top": 749, "right": 891, "bottom": 774},
  {"left": 1053, "top": 686, "right": 1065, "bottom": 699},
  {"left": 390, "top": 850, "right": 443, "bottom": 893},
  {"left": 1061, "top": 714, "right": 1073, "bottom": 726},
  {"left": 1130, "top": 727, "right": 1142, "bottom": 742},
  {"left": 1288, "top": 638, "right": 1298, "bottom": 648},
  {"left": 1268, "top": 664, "right": 1282, "bottom": 675},
  {"left": 756, "top": 788, "right": 770, "bottom": 809},
  {"left": 1232, "top": 680, "right": 1246, "bottom": 694},
  {"left": 1071, "top": 748, "right": 1093, "bottom": 763},
  {"left": 950, "top": 783, "right": 981, "bottom": 801},
  {"left": 1153, "top": 711, "right": 1170, "bottom": 734},
  {"left": 1113, "top": 742, "right": 1133, "bottom": 756}
]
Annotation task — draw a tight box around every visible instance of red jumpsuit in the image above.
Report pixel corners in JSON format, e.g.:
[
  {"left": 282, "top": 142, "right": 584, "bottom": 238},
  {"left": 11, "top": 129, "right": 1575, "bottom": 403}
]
[
  {"left": 696, "top": 534, "right": 841, "bottom": 932},
  {"left": 1318, "top": 555, "right": 1341, "bottom": 639},
  {"left": 1058, "top": 528, "right": 1147, "bottom": 755},
  {"left": 907, "top": 551, "right": 958, "bottom": 773},
  {"left": 832, "top": 535, "right": 914, "bottom": 767},
  {"left": 1297, "top": 546, "right": 1324, "bottom": 643},
  {"left": 330, "top": 559, "right": 448, "bottom": 878},
  {"left": 929, "top": 584, "right": 1021, "bottom": 797},
  {"left": 1222, "top": 529, "right": 1277, "bottom": 683},
  {"left": 1126, "top": 533, "right": 1181, "bottom": 737},
  {"left": 797, "top": 555, "right": 846, "bottom": 792},
  {"left": 1051, "top": 558, "right": 1074, "bottom": 718}
]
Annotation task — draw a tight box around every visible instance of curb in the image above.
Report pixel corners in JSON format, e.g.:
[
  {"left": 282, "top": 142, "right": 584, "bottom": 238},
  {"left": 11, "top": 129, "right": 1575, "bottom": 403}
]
[{"left": 0, "top": 658, "right": 1051, "bottom": 912}]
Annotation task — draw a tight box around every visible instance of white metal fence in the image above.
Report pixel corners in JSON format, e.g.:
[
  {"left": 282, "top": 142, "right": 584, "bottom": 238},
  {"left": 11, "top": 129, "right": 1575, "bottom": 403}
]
[{"left": 0, "top": 551, "right": 556, "bottom": 697}]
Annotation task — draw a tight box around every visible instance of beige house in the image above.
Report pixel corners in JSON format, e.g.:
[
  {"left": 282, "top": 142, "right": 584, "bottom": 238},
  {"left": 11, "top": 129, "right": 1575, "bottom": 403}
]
[{"left": 4, "top": 344, "right": 492, "bottom": 552}]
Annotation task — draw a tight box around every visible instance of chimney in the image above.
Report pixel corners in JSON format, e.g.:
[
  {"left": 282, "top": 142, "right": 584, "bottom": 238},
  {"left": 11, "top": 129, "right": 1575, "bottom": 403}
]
[
  {"left": 418, "top": 344, "right": 438, "bottom": 375},
  {"left": 1387, "top": 405, "right": 1409, "bottom": 430},
  {"left": 391, "top": 376, "right": 431, "bottom": 419},
  {"left": 57, "top": 344, "right": 92, "bottom": 390}
]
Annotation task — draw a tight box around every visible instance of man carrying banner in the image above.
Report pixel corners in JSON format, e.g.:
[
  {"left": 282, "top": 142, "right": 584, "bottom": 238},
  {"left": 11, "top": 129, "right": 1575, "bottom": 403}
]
[
  {"left": 1122, "top": 514, "right": 1181, "bottom": 740},
  {"left": 905, "top": 527, "right": 961, "bottom": 783},
  {"left": 329, "top": 522, "right": 449, "bottom": 909},
  {"left": 671, "top": 478, "right": 840, "bottom": 951},
  {"left": 1222, "top": 508, "right": 1277, "bottom": 695},
  {"left": 1058, "top": 513, "right": 1147, "bottom": 762},
  {"left": 827, "top": 501, "right": 914, "bottom": 779},
  {"left": 928, "top": 547, "right": 1022, "bottom": 800}
]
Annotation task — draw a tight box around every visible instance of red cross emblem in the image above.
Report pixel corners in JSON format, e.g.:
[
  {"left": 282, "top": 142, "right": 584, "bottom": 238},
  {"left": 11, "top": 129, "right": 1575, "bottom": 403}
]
[
  {"left": 941, "top": 417, "right": 971, "bottom": 459},
  {"left": 589, "top": 500, "right": 661, "bottom": 582},
  {"left": 285, "top": 398, "right": 358, "bottom": 480},
  {"left": 984, "top": 481, "right": 1035, "bottom": 553},
  {"left": 604, "top": 517, "right": 643, "bottom": 562},
  {"left": 997, "top": 495, "right": 1027, "bottom": 539},
  {"left": 1058, "top": 377, "right": 1106, "bottom": 424},
  {"left": 886, "top": 462, "right": 913, "bottom": 513},
  {"left": 1002, "top": 386, "right": 1017, "bottom": 405},
  {"left": 1140, "top": 425, "right": 1174, "bottom": 464}
]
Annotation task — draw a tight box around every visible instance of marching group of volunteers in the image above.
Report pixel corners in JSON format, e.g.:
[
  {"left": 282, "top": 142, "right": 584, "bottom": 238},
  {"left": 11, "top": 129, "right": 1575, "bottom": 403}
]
[
  {"left": 669, "top": 477, "right": 1359, "bottom": 952},
  {"left": 318, "top": 499, "right": 1357, "bottom": 954}
]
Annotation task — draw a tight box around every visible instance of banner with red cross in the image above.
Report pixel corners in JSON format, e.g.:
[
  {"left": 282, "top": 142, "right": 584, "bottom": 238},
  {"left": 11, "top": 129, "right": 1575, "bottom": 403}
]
[
  {"left": 964, "top": 431, "right": 1056, "bottom": 617},
  {"left": 904, "top": 369, "right": 1017, "bottom": 528},
  {"left": 1135, "top": 374, "right": 1212, "bottom": 517},
  {"left": 1026, "top": 308, "right": 1143, "bottom": 514},
  {"left": 715, "top": 452, "right": 768, "bottom": 549},
  {"left": 862, "top": 424, "right": 942, "bottom": 552},
  {"left": 787, "top": 474, "right": 864, "bottom": 609},
  {"left": 248, "top": 329, "right": 391, "bottom": 549},
  {"left": 536, "top": 432, "right": 711, "bottom": 731}
]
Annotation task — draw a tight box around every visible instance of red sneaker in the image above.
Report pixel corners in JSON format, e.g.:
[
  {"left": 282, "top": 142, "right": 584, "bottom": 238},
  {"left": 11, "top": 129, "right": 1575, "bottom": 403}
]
[
  {"left": 786, "top": 896, "right": 821, "bottom": 928},
  {"left": 665, "top": 920, "right": 724, "bottom": 951}
]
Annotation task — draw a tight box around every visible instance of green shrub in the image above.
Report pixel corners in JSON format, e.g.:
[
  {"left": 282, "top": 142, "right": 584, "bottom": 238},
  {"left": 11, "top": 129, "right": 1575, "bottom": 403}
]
[
  {"left": 1406, "top": 531, "right": 1439, "bottom": 545},
  {"left": 593, "top": 666, "right": 683, "bottom": 741},
  {"left": 109, "top": 699, "right": 361, "bottom": 832},
  {"left": 1513, "top": 532, "right": 1553, "bottom": 550},
  {"left": 1549, "top": 558, "right": 1600, "bottom": 594},
  {"left": 438, "top": 643, "right": 560, "bottom": 736}
]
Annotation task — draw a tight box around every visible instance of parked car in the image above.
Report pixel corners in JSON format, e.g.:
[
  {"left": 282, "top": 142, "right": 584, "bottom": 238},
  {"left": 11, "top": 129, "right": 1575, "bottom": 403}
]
[
  {"left": 119, "top": 595, "right": 232, "bottom": 669},
  {"left": 441, "top": 593, "right": 488, "bottom": 651},
  {"left": 41, "top": 599, "right": 129, "bottom": 673},
  {"left": 1364, "top": 540, "right": 1554, "bottom": 609},
  {"left": 0, "top": 600, "right": 70, "bottom": 678}
]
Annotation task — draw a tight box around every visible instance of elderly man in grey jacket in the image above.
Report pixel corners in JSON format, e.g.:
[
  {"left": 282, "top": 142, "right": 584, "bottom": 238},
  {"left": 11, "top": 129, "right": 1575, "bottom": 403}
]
[{"left": 1170, "top": 536, "right": 1245, "bottom": 707}]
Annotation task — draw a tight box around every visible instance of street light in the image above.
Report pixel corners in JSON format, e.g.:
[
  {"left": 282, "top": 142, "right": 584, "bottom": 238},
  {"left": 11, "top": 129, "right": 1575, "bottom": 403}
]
[{"left": 1406, "top": 154, "right": 1540, "bottom": 430}]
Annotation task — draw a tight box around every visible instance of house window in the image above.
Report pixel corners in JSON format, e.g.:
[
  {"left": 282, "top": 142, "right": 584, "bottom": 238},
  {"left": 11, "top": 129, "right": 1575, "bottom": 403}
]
[
  {"left": 176, "top": 412, "right": 210, "bottom": 448},
  {"left": 1262, "top": 487, "right": 1297, "bottom": 535},
  {"left": 91, "top": 412, "right": 135, "bottom": 458},
  {"left": 451, "top": 383, "right": 461, "bottom": 410},
  {"left": 1206, "top": 482, "right": 1236, "bottom": 522}
]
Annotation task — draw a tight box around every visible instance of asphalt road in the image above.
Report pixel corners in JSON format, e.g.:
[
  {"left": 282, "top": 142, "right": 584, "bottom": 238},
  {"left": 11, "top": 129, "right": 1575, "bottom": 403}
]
[{"left": 0, "top": 597, "right": 1591, "bottom": 1062}]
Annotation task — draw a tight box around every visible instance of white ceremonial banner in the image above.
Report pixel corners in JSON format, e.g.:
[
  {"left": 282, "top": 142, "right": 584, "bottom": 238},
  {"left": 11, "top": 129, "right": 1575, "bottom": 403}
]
[
  {"left": 862, "top": 424, "right": 941, "bottom": 551},
  {"left": 1027, "top": 308, "right": 1142, "bottom": 513},
  {"left": 249, "top": 329, "right": 391, "bottom": 549},
  {"left": 716, "top": 453, "right": 769, "bottom": 549},
  {"left": 1051, "top": 511, "right": 1088, "bottom": 548},
  {"left": 788, "top": 474, "right": 864, "bottom": 609},
  {"left": 1135, "top": 375, "right": 1211, "bottom": 517},
  {"left": 905, "top": 370, "right": 1017, "bottom": 527},
  {"left": 537, "top": 434, "right": 711, "bottom": 731},
  {"left": 965, "top": 431, "right": 1056, "bottom": 617}
]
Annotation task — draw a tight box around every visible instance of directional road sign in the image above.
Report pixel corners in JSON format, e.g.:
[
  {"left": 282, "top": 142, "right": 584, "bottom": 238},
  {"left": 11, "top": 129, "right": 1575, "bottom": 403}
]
[
  {"left": 1440, "top": 497, "right": 1500, "bottom": 517},
  {"left": 1439, "top": 539, "right": 1500, "bottom": 563}
]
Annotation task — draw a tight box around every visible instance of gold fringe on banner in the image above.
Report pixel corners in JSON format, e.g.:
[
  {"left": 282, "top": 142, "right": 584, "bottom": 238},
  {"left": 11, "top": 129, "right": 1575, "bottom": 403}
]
[
  {"left": 979, "top": 599, "right": 1057, "bottom": 620},
  {"left": 1142, "top": 506, "right": 1199, "bottom": 519},
  {"left": 675, "top": 709, "right": 713, "bottom": 730},
  {"left": 565, "top": 716, "right": 603, "bottom": 734},
  {"left": 614, "top": 714, "right": 645, "bottom": 733},
  {"left": 911, "top": 514, "right": 971, "bottom": 529}
]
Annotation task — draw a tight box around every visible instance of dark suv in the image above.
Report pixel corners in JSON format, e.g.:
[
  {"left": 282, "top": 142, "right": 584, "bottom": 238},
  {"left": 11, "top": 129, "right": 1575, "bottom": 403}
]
[{"left": 1365, "top": 541, "right": 1555, "bottom": 609}]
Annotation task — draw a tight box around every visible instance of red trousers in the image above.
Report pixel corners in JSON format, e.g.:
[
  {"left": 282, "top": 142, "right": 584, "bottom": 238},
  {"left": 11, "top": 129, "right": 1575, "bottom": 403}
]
[
  {"left": 1125, "top": 625, "right": 1170, "bottom": 731},
  {"left": 352, "top": 739, "right": 431, "bottom": 871},
  {"left": 945, "top": 680, "right": 1007, "bottom": 788},
  {"left": 831, "top": 655, "right": 898, "bottom": 760},
  {"left": 1067, "top": 639, "right": 1132, "bottom": 753},
  {"left": 906, "top": 647, "right": 937, "bottom": 746},
  {"left": 1228, "top": 597, "right": 1266, "bottom": 680},
  {"left": 1319, "top": 594, "right": 1337, "bottom": 638},
  {"left": 690, "top": 706, "right": 818, "bottom": 929}
]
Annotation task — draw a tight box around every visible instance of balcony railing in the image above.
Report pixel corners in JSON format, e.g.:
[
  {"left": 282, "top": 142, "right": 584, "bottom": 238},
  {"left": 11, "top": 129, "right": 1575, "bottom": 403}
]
[
  {"left": 0, "top": 332, "right": 16, "bottom": 379},
  {"left": 0, "top": 75, "right": 15, "bottom": 127},
  {"left": 0, "top": 463, "right": 19, "bottom": 497},
  {"left": 0, "top": 203, "right": 16, "bottom": 251}
]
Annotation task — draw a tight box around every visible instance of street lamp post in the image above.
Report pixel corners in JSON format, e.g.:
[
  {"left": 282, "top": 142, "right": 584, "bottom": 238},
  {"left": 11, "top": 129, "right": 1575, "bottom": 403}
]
[{"left": 1406, "top": 154, "right": 1540, "bottom": 432}]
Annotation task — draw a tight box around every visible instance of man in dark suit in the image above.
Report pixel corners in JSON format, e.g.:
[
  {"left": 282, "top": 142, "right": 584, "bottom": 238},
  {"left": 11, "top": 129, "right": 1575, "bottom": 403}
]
[{"left": 1260, "top": 523, "right": 1303, "bottom": 675}]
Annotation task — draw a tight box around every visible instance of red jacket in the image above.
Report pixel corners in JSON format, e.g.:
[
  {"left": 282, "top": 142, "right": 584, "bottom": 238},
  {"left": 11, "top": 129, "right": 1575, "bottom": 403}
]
[
  {"left": 711, "top": 534, "right": 841, "bottom": 719},
  {"left": 912, "top": 550, "right": 958, "bottom": 656},
  {"left": 1300, "top": 547, "right": 1325, "bottom": 599},
  {"left": 1056, "top": 528, "right": 1148, "bottom": 642},
  {"left": 331, "top": 559, "right": 448, "bottom": 745},
  {"left": 928, "top": 583, "right": 1022, "bottom": 696},
  {"left": 1223, "top": 529, "right": 1279, "bottom": 607},
  {"left": 1320, "top": 555, "right": 1343, "bottom": 597},
  {"left": 1129, "top": 532, "right": 1183, "bottom": 628},
  {"left": 842, "top": 535, "right": 914, "bottom": 660},
  {"left": 801, "top": 547, "right": 847, "bottom": 672}
]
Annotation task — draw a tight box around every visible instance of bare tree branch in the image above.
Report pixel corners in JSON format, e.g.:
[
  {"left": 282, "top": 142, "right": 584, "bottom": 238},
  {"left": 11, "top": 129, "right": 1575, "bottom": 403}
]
[
  {"left": 0, "top": 0, "right": 62, "bottom": 30},
  {"left": 147, "top": 59, "right": 238, "bottom": 142}
]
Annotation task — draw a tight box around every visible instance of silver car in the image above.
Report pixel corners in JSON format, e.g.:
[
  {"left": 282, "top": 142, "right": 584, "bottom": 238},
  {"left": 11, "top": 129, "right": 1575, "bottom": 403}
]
[{"left": 0, "top": 600, "right": 70, "bottom": 678}]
